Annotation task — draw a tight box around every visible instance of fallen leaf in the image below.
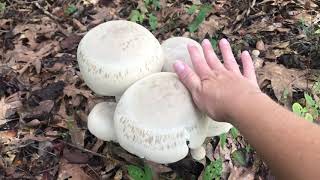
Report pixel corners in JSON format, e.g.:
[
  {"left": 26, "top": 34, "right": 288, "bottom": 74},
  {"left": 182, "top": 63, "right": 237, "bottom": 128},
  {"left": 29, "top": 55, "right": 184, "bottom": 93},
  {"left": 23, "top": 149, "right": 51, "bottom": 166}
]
[
  {"left": 228, "top": 167, "right": 254, "bottom": 180},
  {"left": 257, "top": 62, "right": 319, "bottom": 101},
  {"left": 58, "top": 158, "right": 92, "bottom": 180},
  {"left": 0, "top": 97, "right": 10, "bottom": 125},
  {"left": 63, "top": 148, "right": 90, "bottom": 164}
]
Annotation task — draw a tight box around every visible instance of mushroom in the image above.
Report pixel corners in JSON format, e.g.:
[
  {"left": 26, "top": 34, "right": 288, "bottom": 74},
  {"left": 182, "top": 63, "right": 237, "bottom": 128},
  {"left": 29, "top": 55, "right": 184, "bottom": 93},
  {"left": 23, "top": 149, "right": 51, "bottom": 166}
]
[
  {"left": 161, "top": 37, "right": 204, "bottom": 72},
  {"left": 161, "top": 37, "right": 233, "bottom": 137},
  {"left": 87, "top": 102, "right": 117, "bottom": 142},
  {"left": 114, "top": 72, "right": 209, "bottom": 164},
  {"left": 77, "top": 20, "right": 164, "bottom": 96}
]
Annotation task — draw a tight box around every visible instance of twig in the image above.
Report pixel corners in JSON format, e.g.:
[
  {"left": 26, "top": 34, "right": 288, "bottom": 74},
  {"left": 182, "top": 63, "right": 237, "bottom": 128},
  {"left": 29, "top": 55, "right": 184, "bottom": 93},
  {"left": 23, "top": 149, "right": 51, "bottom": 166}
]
[
  {"left": 34, "top": 165, "right": 59, "bottom": 175},
  {"left": 58, "top": 140, "right": 106, "bottom": 158},
  {"left": 33, "top": 2, "right": 61, "bottom": 22},
  {"left": 86, "top": 164, "right": 100, "bottom": 178}
]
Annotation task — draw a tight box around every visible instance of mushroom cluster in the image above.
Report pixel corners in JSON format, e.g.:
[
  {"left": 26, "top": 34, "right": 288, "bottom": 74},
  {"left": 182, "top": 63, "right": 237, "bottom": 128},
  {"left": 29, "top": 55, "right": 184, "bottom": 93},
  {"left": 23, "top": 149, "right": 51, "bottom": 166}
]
[{"left": 77, "top": 20, "right": 232, "bottom": 164}]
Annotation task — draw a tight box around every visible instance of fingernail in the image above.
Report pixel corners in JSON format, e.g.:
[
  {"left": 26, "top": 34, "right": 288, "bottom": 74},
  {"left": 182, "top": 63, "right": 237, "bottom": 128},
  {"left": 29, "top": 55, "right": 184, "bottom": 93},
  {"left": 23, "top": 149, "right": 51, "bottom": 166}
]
[
  {"left": 220, "top": 38, "right": 229, "bottom": 45},
  {"left": 243, "top": 51, "right": 250, "bottom": 56},
  {"left": 202, "top": 39, "right": 211, "bottom": 46},
  {"left": 187, "top": 44, "right": 196, "bottom": 49},
  {"left": 173, "top": 61, "right": 185, "bottom": 74}
]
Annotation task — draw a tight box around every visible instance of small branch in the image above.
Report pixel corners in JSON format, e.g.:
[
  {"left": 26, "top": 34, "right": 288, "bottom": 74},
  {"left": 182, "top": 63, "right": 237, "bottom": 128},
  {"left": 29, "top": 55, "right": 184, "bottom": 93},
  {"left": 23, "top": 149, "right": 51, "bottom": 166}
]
[
  {"left": 58, "top": 140, "right": 106, "bottom": 158},
  {"left": 33, "top": 2, "right": 61, "bottom": 22}
]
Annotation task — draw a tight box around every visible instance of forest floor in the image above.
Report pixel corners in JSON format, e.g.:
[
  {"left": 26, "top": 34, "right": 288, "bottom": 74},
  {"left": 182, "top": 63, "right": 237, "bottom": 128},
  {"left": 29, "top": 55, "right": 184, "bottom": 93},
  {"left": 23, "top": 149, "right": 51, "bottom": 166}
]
[{"left": 0, "top": 0, "right": 320, "bottom": 179}]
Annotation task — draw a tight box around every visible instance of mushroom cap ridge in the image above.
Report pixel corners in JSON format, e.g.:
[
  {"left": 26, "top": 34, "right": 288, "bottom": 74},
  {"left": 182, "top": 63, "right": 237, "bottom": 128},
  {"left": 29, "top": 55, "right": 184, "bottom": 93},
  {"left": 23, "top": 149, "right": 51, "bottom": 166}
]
[
  {"left": 114, "top": 72, "right": 208, "bottom": 164},
  {"left": 77, "top": 20, "right": 164, "bottom": 96}
]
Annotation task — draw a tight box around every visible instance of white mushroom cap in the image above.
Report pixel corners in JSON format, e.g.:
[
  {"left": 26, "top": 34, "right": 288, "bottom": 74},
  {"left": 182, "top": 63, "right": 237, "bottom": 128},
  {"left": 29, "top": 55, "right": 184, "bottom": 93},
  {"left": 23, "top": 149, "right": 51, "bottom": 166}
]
[
  {"left": 190, "top": 146, "right": 206, "bottom": 161},
  {"left": 161, "top": 37, "right": 233, "bottom": 137},
  {"left": 161, "top": 37, "right": 203, "bottom": 72},
  {"left": 114, "top": 72, "right": 209, "bottom": 164},
  {"left": 77, "top": 20, "right": 164, "bottom": 96},
  {"left": 87, "top": 102, "right": 117, "bottom": 142}
]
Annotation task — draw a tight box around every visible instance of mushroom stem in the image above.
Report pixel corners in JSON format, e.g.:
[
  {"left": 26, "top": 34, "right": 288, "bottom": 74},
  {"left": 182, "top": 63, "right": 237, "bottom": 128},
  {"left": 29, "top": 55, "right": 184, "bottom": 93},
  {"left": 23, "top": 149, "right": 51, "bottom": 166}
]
[{"left": 190, "top": 146, "right": 206, "bottom": 161}]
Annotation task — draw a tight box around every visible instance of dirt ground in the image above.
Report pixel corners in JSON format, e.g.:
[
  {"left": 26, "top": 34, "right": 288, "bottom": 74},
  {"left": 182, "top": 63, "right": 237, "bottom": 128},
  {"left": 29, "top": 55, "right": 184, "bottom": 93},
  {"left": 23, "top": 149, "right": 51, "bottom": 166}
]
[{"left": 0, "top": 0, "right": 319, "bottom": 179}]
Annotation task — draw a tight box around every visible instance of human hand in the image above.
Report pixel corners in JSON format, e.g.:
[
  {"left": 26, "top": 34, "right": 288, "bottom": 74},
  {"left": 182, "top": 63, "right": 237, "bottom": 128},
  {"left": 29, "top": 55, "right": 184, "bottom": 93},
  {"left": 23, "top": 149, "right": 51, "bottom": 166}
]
[{"left": 173, "top": 38, "right": 261, "bottom": 122}]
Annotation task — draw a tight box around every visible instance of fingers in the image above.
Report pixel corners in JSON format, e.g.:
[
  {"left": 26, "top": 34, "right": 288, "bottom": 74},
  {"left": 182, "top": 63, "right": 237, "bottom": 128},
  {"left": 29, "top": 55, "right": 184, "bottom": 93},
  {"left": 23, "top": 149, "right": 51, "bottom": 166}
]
[
  {"left": 241, "top": 51, "right": 258, "bottom": 85},
  {"left": 219, "top": 39, "right": 241, "bottom": 75},
  {"left": 187, "top": 44, "right": 211, "bottom": 78},
  {"left": 201, "top": 39, "right": 224, "bottom": 71},
  {"left": 173, "top": 61, "right": 202, "bottom": 94}
]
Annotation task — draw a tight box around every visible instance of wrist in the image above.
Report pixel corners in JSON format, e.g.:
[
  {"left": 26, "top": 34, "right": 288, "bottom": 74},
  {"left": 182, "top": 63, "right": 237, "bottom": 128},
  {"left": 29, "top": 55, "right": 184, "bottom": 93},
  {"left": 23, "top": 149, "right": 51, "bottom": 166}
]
[{"left": 227, "top": 91, "right": 270, "bottom": 124}]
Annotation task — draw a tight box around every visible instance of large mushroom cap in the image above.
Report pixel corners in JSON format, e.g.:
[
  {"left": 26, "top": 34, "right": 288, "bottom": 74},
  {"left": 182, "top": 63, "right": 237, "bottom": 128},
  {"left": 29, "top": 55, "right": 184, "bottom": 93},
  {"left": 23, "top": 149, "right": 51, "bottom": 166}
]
[
  {"left": 161, "top": 37, "right": 203, "bottom": 72},
  {"left": 161, "top": 37, "right": 233, "bottom": 137},
  {"left": 114, "top": 72, "right": 208, "bottom": 164},
  {"left": 87, "top": 102, "right": 117, "bottom": 142},
  {"left": 77, "top": 20, "right": 164, "bottom": 96}
]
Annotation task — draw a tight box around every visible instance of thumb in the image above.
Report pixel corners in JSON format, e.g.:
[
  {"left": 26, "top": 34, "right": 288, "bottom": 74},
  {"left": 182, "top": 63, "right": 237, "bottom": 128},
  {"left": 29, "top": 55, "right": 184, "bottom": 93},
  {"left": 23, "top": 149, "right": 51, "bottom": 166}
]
[{"left": 173, "top": 61, "right": 202, "bottom": 94}]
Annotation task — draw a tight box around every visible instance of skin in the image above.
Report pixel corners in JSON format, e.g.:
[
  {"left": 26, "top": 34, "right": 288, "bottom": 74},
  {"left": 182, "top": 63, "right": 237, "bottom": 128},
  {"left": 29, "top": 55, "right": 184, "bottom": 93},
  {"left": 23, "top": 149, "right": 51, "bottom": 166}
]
[{"left": 173, "top": 38, "right": 320, "bottom": 179}]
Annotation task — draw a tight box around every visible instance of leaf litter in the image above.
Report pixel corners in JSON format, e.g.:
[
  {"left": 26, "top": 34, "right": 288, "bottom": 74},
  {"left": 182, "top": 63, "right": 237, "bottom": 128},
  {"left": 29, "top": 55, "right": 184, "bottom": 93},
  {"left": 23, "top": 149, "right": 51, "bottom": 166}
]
[{"left": 0, "top": 0, "right": 319, "bottom": 179}]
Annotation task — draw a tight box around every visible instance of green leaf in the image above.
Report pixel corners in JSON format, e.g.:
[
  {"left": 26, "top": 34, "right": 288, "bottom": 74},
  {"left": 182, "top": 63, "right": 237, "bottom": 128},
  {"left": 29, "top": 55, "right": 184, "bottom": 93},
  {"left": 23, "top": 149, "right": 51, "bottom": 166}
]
[
  {"left": 219, "top": 133, "right": 227, "bottom": 148},
  {"left": 304, "top": 113, "right": 314, "bottom": 122},
  {"left": 231, "top": 149, "right": 247, "bottom": 166},
  {"left": 230, "top": 127, "right": 239, "bottom": 140},
  {"left": 128, "top": 165, "right": 146, "bottom": 180},
  {"left": 187, "top": 4, "right": 197, "bottom": 15},
  {"left": 210, "top": 37, "right": 218, "bottom": 50},
  {"left": 315, "top": 28, "right": 320, "bottom": 34},
  {"left": 304, "top": 93, "right": 316, "bottom": 107},
  {"left": 0, "top": 2, "right": 5, "bottom": 14},
  {"left": 144, "top": 164, "right": 153, "bottom": 180},
  {"left": 65, "top": 4, "right": 77, "bottom": 16},
  {"left": 188, "top": 4, "right": 212, "bottom": 32},
  {"left": 203, "top": 158, "right": 223, "bottom": 180},
  {"left": 148, "top": 13, "right": 158, "bottom": 30},
  {"left": 130, "top": 10, "right": 144, "bottom": 23},
  {"left": 292, "top": 102, "right": 304, "bottom": 116}
]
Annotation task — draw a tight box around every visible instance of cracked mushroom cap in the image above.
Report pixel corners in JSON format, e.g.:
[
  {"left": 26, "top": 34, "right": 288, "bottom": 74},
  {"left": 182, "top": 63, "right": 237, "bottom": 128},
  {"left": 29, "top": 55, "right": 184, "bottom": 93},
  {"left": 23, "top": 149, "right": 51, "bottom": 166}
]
[
  {"left": 87, "top": 102, "right": 117, "bottom": 142},
  {"left": 77, "top": 20, "right": 164, "bottom": 96},
  {"left": 161, "top": 37, "right": 204, "bottom": 72},
  {"left": 114, "top": 72, "right": 209, "bottom": 164}
]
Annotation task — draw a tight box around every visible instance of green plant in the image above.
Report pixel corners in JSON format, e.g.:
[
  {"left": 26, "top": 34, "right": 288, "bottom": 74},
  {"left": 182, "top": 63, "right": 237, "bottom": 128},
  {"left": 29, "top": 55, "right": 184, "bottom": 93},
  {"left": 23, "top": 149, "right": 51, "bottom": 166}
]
[
  {"left": 187, "top": 4, "right": 198, "bottom": 15},
  {"left": 0, "top": 1, "right": 5, "bottom": 14},
  {"left": 230, "top": 127, "right": 239, "bottom": 139},
  {"left": 144, "top": 0, "right": 160, "bottom": 10},
  {"left": 314, "top": 25, "right": 320, "bottom": 34},
  {"left": 188, "top": 4, "right": 212, "bottom": 33},
  {"left": 148, "top": 13, "right": 158, "bottom": 30},
  {"left": 127, "top": 164, "right": 152, "bottom": 180},
  {"left": 65, "top": 4, "right": 77, "bottom": 16},
  {"left": 231, "top": 148, "right": 248, "bottom": 166},
  {"left": 219, "top": 133, "right": 227, "bottom": 148},
  {"left": 129, "top": 0, "right": 159, "bottom": 30},
  {"left": 130, "top": 10, "right": 145, "bottom": 24},
  {"left": 203, "top": 158, "right": 223, "bottom": 180},
  {"left": 292, "top": 93, "right": 318, "bottom": 122}
]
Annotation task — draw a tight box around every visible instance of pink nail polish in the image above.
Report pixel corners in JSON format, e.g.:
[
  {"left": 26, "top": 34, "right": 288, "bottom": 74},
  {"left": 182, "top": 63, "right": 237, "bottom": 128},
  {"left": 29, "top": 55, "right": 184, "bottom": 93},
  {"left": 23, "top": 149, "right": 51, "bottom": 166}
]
[{"left": 174, "top": 61, "right": 185, "bottom": 74}]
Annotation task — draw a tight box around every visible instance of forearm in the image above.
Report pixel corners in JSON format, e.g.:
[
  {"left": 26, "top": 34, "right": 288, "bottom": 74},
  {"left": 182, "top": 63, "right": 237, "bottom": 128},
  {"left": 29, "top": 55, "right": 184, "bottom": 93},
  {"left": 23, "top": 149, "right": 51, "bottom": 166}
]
[{"left": 230, "top": 93, "right": 320, "bottom": 179}]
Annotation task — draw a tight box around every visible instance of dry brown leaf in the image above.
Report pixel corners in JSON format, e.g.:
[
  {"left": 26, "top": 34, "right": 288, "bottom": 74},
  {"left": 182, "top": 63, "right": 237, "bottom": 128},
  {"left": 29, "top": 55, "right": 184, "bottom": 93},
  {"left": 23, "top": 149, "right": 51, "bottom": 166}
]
[
  {"left": 257, "top": 62, "right": 318, "bottom": 101},
  {"left": 64, "top": 85, "right": 93, "bottom": 99},
  {"left": 197, "top": 15, "right": 227, "bottom": 39},
  {"left": 0, "top": 97, "right": 10, "bottom": 125},
  {"left": 228, "top": 167, "right": 254, "bottom": 180},
  {"left": 58, "top": 158, "right": 93, "bottom": 180}
]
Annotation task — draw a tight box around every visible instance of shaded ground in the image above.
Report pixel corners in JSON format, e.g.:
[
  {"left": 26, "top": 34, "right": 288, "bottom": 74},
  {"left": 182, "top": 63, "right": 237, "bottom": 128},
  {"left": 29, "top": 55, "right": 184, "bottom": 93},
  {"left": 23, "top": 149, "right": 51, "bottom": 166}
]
[{"left": 0, "top": 0, "right": 319, "bottom": 179}]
